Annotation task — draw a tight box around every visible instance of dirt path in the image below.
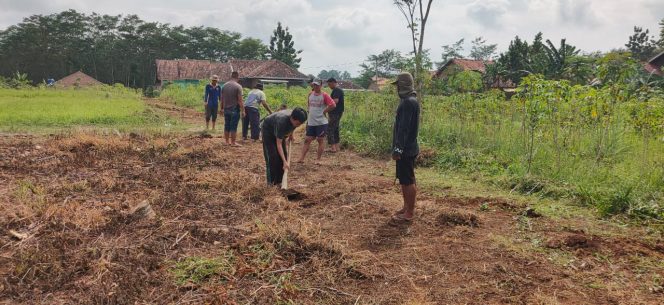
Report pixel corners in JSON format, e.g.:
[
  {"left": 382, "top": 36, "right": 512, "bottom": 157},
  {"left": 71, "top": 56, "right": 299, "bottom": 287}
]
[{"left": 0, "top": 101, "right": 662, "bottom": 304}]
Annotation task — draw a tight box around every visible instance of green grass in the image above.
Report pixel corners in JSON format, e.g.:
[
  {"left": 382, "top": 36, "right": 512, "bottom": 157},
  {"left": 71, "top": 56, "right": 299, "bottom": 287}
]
[
  {"left": 170, "top": 252, "right": 236, "bottom": 286},
  {"left": 0, "top": 87, "right": 181, "bottom": 132}
]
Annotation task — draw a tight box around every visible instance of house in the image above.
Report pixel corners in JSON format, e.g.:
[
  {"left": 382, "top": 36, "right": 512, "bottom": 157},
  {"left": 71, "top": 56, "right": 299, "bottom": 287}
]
[
  {"left": 433, "top": 58, "right": 493, "bottom": 79},
  {"left": 155, "top": 59, "right": 309, "bottom": 88},
  {"left": 644, "top": 51, "right": 664, "bottom": 76},
  {"left": 368, "top": 76, "right": 392, "bottom": 91},
  {"left": 337, "top": 80, "right": 364, "bottom": 91},
  {"left": 55, "top": 71, "right": 103, "bottom": 88}
]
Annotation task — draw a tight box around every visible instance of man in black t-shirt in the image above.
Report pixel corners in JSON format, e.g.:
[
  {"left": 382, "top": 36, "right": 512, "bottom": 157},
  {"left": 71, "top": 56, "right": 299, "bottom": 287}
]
[
  {"left": 261, "top": 107, "right": 308, "bottom": 186},
  {"left": 326, "top": 78, "right": 345, "bottom": 152}
]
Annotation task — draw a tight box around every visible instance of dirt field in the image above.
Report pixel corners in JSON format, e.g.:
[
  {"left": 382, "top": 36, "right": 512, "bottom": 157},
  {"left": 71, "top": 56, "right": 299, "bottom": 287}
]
[{"left": 1, "top": 101, "right": 663, "bottom": 304}]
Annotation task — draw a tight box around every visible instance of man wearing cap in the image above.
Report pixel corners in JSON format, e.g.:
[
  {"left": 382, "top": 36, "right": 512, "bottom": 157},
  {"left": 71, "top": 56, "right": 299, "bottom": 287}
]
[
  {"left": 262, "top": 107, "right": 308, "bottom": 186},
  {"left": 297, "top": 79, "right": 336, "bottom": 163},
  {"left": 242, "top": 83, "right": 273, "bottom": 142},
  {"left": 221, "top": 71, "right": 246, "bottom": 146},
  {"left": 204, "top": 75, "right": 222, "bottom": 130},
  {"left": 391, "top": 72, "right": 420, "bottom": 222},
  {"left": 326, "top": 78, "right": 345, "bottom": 153}
]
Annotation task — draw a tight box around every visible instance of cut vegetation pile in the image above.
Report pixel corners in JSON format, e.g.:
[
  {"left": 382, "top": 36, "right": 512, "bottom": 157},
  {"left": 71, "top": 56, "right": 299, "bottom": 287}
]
[{"left": 1, "top": 132, "right": 663, "bottom": 304}]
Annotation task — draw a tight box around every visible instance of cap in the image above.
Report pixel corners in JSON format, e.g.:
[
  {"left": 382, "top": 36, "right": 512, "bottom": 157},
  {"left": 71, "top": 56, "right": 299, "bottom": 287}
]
[
  {"left": 255, "top": 83, "right": 264, "bottom": 90},
  {"left": 326, "top": 77, "right": 337, "bottom": 83},
  {"left": 210, "top": 75, "right": 219, "bottom": 81},
  {"left": 391, "top": 72, "right": 414, "bottom": 87},
  {"left": 311, "top": 79, "right": 322, "bottom": 86}
]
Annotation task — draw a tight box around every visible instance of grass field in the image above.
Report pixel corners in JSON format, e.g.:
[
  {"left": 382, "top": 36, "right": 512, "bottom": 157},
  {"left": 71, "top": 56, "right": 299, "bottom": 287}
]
[{"left": 0, "top": 87, "right": 180, "bottom": 132}]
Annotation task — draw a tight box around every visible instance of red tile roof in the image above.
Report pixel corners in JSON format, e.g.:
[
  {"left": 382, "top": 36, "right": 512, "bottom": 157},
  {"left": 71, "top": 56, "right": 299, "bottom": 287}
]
[
  {"left": 156, "top": 59, "right": 308, "bottom": 82},
  {"left": 55, "top": 71, "right": 103, "bottom": 88},
  {"left": 644, "top": 62, "right": 663, "bottom": 76},
  {"left": 434, "top": 58, "right": 494, "bottom": 78}
]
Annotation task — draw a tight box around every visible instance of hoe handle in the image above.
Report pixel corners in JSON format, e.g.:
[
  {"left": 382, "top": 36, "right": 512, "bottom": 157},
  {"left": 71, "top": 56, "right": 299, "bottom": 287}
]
[{"left": 281, "top": 140, "right": 292, "bottom": 190}]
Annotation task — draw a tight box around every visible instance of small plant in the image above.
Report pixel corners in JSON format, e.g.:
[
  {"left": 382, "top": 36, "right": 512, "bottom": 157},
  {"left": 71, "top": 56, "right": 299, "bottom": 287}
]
[{"left": 170, "top": 251, "right": 236, "bottom": 286}]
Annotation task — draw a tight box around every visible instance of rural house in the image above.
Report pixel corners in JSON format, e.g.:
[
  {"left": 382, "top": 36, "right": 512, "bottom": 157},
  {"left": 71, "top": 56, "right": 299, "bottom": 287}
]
[
  {"left": 337, "top": 80, "right": 364, "bottom": 91},
  {"left": 155, "top": 59, "right": 309, "bottom": 88},
  {"left": 55, "top": 71, "right": 103, "bottom": 88},
  {"left": 433, "top": 58, "right": 492, "bottom": 79},
  {"left": 368, "top": 76, "right": 392, "bottom": 91},
  {"left": 644, "top": 51, "right": 664, "bottom": 76}
]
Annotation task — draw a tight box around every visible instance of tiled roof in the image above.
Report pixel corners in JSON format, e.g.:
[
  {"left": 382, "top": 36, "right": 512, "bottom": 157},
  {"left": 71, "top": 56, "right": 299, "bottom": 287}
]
[
  {"left": 55, "top": 71, "right": 103, "bottom": 88},
  {"left": 156, "top": 59, "right": 308, "bottom": 82},
  {"left": 337, "top": 80, "right": 363, "bottom": 90},
  {"left": 644, "top": 62, "right": 664, "bottom": 76},
  {"left": 435, "top": 58, "right": 493, "bottom": 78}
]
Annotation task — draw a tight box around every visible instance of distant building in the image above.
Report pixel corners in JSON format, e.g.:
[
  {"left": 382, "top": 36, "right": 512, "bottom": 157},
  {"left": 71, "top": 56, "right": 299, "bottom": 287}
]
[
  {"left": 336, "top": 80, "right": 364, "bottom": 91},
  {"left": 644, "top": 51, "right": 664, "bottom": 76},
  {"left": 368, "top": 76, "right": 392, "bottom": 91},
  {"left": 155, "top": 59, "right": 309, "bottom": 88},
  {"left": 55, "top": 71, "right": 103, "bottom": 88},
  {"left": 433, "top": 58, "right": 493, "bottom": 79},
  {"left": 434, "top": 58, "right": 515, "bottom": 90}
]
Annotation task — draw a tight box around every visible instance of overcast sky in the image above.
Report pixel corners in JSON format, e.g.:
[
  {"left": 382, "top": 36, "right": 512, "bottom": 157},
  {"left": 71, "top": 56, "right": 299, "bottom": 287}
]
[{"left": 0, "top": 0, "right": 662, "bottom": 75}]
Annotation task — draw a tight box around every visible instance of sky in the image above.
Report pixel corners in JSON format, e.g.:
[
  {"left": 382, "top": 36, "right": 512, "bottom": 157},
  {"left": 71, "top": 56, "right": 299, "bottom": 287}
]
[{"left": 0, "top": 0, "right": 662, "bottom": 76}]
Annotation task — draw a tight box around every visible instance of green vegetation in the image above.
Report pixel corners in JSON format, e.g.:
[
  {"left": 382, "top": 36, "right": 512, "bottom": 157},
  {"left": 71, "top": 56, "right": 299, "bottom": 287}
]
[
  {"left": 170, "top": 252, "right": 236, "bottom": 286},
  {"left": 0, "top": 86, "right": 177, "bottom": 132},
  {"left": 162, "top": 64, "right": 664, "bottom": 221}
]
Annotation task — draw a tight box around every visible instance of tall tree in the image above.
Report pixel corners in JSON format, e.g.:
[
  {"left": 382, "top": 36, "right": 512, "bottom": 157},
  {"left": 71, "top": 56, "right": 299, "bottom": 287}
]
[
  {"left": 544, "top": 38, "right": 580, "bottom": 79},
  {"left": 625, "top": 26, "right": 657, "bottom": 61},
  {"left": 317, "top": 69, "right": 352, "bottom": 80},
  {"left": 469, "top": 37, "right": 497, "bottom": 61},
  {"left": 659, "top": 18, "right": 664, "bottom": 48},
  {"left": 268, "top": 22, "right": 302, "bottom": 68},
  {"left": 234, "top": 38, "right": 268, "bottom": 60},
  {"left": 394, "top": 0, "right": 435, "bottom": 95},
  {"left": 439, "top": 38, "right": 465, "bottom": 66}
]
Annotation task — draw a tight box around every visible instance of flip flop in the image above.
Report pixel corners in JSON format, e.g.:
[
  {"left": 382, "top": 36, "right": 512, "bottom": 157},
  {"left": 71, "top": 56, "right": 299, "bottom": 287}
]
[{"left": 391, "top": 214, "right": 413, "bottom": 222}]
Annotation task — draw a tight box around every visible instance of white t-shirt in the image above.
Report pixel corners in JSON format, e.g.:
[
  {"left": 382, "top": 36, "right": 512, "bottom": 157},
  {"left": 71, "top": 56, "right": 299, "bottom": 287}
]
[
  {"left": 307, "top": 91, "right": 335, "bottom": 126},
  {"left": 245, "top": 89, "right": 266, "bottom": 109}
]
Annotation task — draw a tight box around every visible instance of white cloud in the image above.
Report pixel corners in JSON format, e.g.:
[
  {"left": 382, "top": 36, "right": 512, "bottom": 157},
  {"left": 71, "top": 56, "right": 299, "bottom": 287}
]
[{"left": 0, "top": 0, "right": 662, "bottom": 75}]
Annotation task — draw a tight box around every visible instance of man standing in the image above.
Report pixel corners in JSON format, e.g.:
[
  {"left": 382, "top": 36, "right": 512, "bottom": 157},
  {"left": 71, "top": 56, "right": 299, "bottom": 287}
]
[
  {"left": 221, "top": 71, "right": 245, "bottom": 146},
  {"left": 242, "top": 83, "right": 273, "bottom": 142},
  {"left": 326, "top": 78, "right": 345, "bottom": 153},
  {"left": 262, "top": 107, "right": 308, "bottom": 186},
  {"left": 204, "top": 75, "right": 222, "bottom": 130},
  {"left": 391, "top": 72, "right": 420, "bottom": 222},
  {"left": 297, "top": 79, "right": 336, "bottom": 163}
]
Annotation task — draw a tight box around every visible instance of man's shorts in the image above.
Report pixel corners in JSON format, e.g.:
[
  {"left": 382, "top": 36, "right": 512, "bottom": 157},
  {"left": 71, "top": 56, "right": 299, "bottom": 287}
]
[
  {"left": 396, "top": 155, "right": 417, "bottom": 185},
  {"left": 224, "top": 106, "right": 241, "bottom": 132},
  {"left": 205, "top": 104, "right": 218, "bottom": 122},
  {"left": 306, "top": 124, "right": 328, "bottom": 138}
]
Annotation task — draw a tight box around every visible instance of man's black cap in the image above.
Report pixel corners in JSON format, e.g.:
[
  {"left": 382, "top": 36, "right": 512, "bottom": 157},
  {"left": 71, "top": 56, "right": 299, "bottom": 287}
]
[
  {"left": 326, "top": 77, "right": 337, "bottom": 83},
  {"left": 256, "top": 83, "right": 264, "bottom": 90}
]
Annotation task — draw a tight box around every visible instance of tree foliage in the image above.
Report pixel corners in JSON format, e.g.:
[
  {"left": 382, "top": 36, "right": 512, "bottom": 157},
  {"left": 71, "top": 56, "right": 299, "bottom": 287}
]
[
  {"left": 317, "top": 70, "right": 352, "bottom": 80},
  {"left": 469, "top": 37, "right": 497, "bottom": 61},
  {"left": 0, "top": 10, "right": 270, "bottom": 88},
  {"left": 439, "top": 38, "right": 465, "bottom": 66},
  {"left": 625, "top": 26, "right": 658, "bottom": 61},
  {"left": 268, "top": 22, "right": 302, "bottom": 69}
]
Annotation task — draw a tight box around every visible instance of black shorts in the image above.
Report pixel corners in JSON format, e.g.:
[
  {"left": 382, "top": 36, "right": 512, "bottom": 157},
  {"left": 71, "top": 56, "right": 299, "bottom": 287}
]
[
  {"left": 396, "top": 155, "right": 417, "bottom": 185},
  {"left": 306, "top": 124, "right": 328, "bottom": 138},
  {"left": 205, "top": 104, "right": 218, "bottom": 121}
]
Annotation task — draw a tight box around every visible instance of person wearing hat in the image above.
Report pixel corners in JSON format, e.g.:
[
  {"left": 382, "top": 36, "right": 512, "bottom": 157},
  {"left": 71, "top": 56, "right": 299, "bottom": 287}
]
[
  {"left": 326, "top": 78, "right": 345, "bottom": 153},
  {"left": 391, "top": 72, "right": 420, "bottom": 222},
  {"left": 297, "top": 79, "right": 336, "bottom": 163},
  {"left": 203, "top": 75, "right": 222, "bottom": 130},
  {"left": 261, "top": 107, "right": 308, "bottom": 186},
  {"left": 242, "top": 83, "right": 273, "bottom": 142}
]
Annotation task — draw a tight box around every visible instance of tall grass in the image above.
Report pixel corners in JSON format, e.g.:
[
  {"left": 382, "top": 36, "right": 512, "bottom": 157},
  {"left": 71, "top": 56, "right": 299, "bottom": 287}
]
[
  {"left": 0, "top": 85, "right": 175, "bottom": 131},
  {"left": 161, "top": 80, "right": 664, "bottom": 220}
]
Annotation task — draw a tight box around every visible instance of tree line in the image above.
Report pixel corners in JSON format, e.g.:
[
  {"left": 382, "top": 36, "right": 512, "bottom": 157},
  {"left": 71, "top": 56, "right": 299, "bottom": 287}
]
[
  {"left": 0, "top": 10, "right": 302, "bottom": 88},
  {"left": 353, "top": 19, "right": 664, "bottom": 92}
]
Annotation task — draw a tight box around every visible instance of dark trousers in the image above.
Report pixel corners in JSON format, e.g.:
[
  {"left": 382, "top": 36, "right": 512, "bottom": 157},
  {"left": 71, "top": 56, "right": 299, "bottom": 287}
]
[
  {"left": 327, "top": 112, "right": 343, "bottom": 145},
  {"left": 263, "top": 136, "right": 287, "bottom": 185},
  {"left": 242, "top": 107, "right": 261, "bottom": 140}
]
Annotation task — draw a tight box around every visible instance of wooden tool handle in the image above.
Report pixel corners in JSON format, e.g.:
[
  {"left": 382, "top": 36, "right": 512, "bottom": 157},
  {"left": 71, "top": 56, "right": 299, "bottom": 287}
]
[{"left": 281, "top": 140, "right": 292, "bottom": 190}]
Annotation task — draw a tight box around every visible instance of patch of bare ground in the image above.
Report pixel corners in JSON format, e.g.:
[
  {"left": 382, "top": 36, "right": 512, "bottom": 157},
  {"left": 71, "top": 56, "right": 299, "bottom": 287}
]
[{"left": 0, "top": 107, "right": 662, "bottom": 304}]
